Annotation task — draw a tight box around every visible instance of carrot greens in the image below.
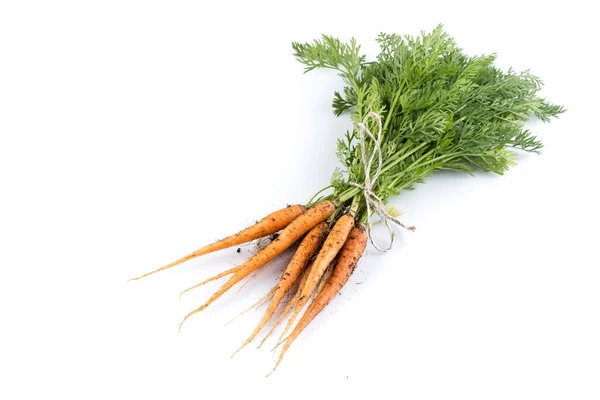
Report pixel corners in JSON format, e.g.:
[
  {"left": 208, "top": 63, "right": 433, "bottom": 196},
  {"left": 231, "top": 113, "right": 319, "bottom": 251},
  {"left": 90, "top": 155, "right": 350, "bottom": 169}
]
[{"left": 295, "top": 25, "right": 563, "bottom": 224}]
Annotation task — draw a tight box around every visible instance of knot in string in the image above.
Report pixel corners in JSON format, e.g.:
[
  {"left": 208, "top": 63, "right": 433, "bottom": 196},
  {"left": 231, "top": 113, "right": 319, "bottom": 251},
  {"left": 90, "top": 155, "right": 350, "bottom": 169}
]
[{"left": 349, "top": 111, "right": 415, "bottom": 252}]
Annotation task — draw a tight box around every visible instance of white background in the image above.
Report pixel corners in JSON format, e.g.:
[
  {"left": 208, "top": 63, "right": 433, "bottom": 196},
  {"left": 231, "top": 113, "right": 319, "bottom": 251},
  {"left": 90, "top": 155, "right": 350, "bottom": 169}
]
[{"left": 1, "top": 1, "right": 599, "bottom": 399}]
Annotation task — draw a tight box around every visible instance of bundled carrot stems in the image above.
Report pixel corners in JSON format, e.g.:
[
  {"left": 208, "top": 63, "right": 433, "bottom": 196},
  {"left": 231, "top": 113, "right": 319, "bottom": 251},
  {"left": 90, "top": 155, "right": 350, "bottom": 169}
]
[{"left": 131, "top": 25, "right": 563, "bottom": 374}]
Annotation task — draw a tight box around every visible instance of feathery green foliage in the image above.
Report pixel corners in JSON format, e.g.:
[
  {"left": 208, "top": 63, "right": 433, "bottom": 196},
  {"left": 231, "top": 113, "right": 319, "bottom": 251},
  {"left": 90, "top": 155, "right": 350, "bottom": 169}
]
[{"left": 294, "top": 25, "right": 563, "bottom": 223}]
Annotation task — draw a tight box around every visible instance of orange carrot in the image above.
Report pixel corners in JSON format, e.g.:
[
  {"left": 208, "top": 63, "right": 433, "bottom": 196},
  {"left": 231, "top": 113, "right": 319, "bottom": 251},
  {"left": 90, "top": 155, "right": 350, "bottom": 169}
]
[
  {"left": 178, "top": 201, "right": 336, "bottom": 332},
  {"left": 274, "top": 259, "right": 335, "bottom": 345},
  {"left": 269, "top": 226, "right": 367, "bottom": 375},
  {"left": 231, "top": 222, "right": 328, "bottom": 357},
  {"left": 269, "top": 259, "right": 335, "bottom": 348},
  {"left": 129, "top": 204, "right": 306, "bottom": 281},
  {"left": 258, "top": 259, "right": 314, "bottom": 348},
  {"left": 279, "top": 214, "right": 355, "bottom": 340}
]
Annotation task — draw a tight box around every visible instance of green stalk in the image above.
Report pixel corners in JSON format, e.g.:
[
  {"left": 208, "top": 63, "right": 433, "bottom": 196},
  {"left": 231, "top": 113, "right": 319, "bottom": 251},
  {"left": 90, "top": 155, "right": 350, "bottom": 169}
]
[
  {"left": 349, "top": 196, "right": 360, "bottom": 218},
  {"left": 379, "top": 141, "right": 429, "bottom": 175},
  {"left": 382, "top": 90, "right": 402, "bottom": 133},
  {"left": 338, "top": 186, "right": 361, "bottom": 203},
  {"left": 306, "top": 185, "right": 333, "bottom": 207}
]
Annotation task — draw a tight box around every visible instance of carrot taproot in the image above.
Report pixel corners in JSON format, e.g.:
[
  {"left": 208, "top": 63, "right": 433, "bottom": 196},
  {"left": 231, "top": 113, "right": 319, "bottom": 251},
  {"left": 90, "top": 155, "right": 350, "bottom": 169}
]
[
  {"left": 129, "top": 204, "right": 306, "bottom": 281},
  {"left": 258, "top": 259, "right": 314, "bottom": 348},
  {"left": 178, "top": 200, "right": 336, "bottom": 332},
  {"left": 274, "top": 259, "right": 335, "bottom": 345},
  {"left": 231, "top": 222, "right": 328, "bottom": 357},
  {"left": 279, "top": 213, "right": 355, "bottom": 340},
  {"left": 179, "top": 243, "right": 280, "bottom": 300},
  {"left": 269, "top": 226, "right": 367, "bottom": 375},
  {"left": 271, "top": 258, "right": 335, "bottom": 346}
]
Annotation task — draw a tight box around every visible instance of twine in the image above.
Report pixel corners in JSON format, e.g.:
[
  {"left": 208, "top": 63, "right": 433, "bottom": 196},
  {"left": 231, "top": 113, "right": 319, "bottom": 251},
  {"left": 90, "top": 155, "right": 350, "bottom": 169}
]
[{"left": 349, "top": 112, "right": 415, "bottom": 252}]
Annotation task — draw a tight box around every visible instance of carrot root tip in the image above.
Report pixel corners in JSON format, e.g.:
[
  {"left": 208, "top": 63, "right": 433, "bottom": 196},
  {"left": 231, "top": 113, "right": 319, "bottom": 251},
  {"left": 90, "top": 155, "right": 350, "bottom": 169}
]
[
  {"left": 178, "top": 310, "right": 198, "bottom": 333},
  {"left": 265, "top": 359, "right": 283, "bottom": 378},
  {"left": 271, "top": 336, "right": 287, "bottom": 352},
  {"left": 230, "top": 342, "right": 248, "bottom": 359}
]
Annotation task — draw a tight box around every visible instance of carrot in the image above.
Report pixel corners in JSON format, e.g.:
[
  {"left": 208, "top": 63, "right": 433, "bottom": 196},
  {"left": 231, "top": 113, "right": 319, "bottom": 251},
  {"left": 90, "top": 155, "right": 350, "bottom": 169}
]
[
  {"left": 129, "top": 204, "right": 306, "bottom": 281},
  {"left": 179, "top": 245, "right": 277, "bottom": 300},
  {"left": 258, "top": 259, "right": 314, "bottom": 348},
  {"left": 269, "top": 226, "right": 367, "bottom": 375},
  {"left": 231, "top": 222, "right": 328, "bottom": 357},
  {"left": 279, "top": 213, "right": 355, "bottom": 340},
  {"left": 274, "top": 259, "right": 334, "bottom": 345},
  {"left": 178, "top": 200, "right": 336, "bottom": 332},
  {"left": 271, "top": 259, "right": 334, "bottom": 347}
]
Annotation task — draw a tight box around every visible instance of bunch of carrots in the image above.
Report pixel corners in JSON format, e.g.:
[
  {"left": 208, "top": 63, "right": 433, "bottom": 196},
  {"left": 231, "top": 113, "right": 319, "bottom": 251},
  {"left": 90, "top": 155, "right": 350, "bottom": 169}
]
[
  {"left": 132, "top": 201, "right": 366, "bottom": 374},
  {"left": 131, "top": 26, "right": 563, "bottom": 374}
]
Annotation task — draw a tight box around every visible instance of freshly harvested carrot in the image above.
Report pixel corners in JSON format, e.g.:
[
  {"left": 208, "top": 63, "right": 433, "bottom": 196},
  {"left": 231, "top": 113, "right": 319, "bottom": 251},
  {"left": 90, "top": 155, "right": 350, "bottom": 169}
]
[
  {"left": 231, "top": 222, "right": 328, "bottom": 357},
  {"left": 129, "top": 204, "right": 306, "bottom": 281},
  {"left": 179, "top": 249, "right": 276, "bottom": 300},
  {"left": 271, "top": 259, "right": 335, "bottom": 347},
  {"left": 258, "top": 260, "right": 314, "bottom": 348},
  {"left": 269, "top": 226, "right": 367, "bottom": 375},
  {"left": 279, "top": 213, "right": 355, "bottom": 340},
  {"left": 178, "top": 200, "right": 336, "bottom": 332},
  {"left": 274, "top": 259, "right": 334, "bottom": 345}
]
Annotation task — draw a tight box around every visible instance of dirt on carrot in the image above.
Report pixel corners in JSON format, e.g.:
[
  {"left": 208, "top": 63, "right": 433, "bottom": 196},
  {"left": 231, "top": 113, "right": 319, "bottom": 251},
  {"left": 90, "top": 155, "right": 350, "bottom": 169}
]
[
  {"left": 231, "top": 222, "right": 329, "bottom": 357},
  {"left": 258, "top": 259, "right": 315, "bottom": 348},
  {"left": 269, "top": 226, "right": 368, "bottom": 375},
  {"left": 279, "top": 213, "right": 355, "bottom": 340},
  {"left": 178, "top": 201, "right": 336, "bottom": 332}
]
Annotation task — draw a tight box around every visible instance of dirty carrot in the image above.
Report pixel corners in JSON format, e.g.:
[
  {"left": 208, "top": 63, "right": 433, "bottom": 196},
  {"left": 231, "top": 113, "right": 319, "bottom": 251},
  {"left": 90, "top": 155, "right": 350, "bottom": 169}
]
[
  {"left": 231, "top": 222, "right": 328, "bottom": 357},
  {"left": 178, "top": 201, "right": 336, "bottom": 332},
  {"left": 258, "top": 259, "right": 315, "bottom": 348},
  {"left": 270, "top": 226, "right": 368, "bottom": 374},
  {"left": 129, "top": 204, "right": 305, "bottom": 281},
  {"left": 279, "top": 213, "right": 355, "bottom": 340}
]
